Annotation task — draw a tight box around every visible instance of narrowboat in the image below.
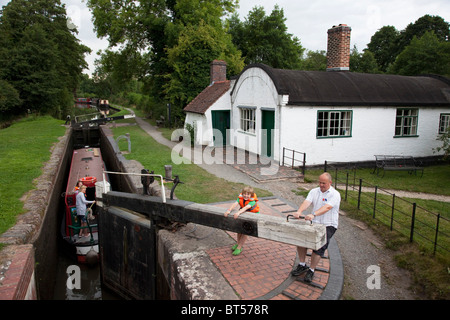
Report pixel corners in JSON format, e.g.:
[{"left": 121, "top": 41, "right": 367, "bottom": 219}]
[
  {"left": 61, "top": 146, "right": 109, "bottom": 264},
  {"left": 75, "top": 97, "right": 92, "bottom": 104}
]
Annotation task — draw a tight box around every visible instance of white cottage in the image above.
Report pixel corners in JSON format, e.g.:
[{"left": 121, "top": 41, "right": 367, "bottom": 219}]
[
  {"left": 184, "top": 25, "right": 450, "bottom": 166},
  {"left": 184, "top": 60, "right": 234, "bottom": 146}
]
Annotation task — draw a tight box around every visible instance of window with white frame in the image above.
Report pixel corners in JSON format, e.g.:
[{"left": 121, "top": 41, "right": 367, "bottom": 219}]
[
  {"left": 317, "top": 110, "right": 352, "bottom": 138},
  {"left": 439, "top": 113, "right": 450, "bottom": 134},
  {"left": 395, "top": 108, "right": 418, "bottom": 137},
  {"left": 240, "top": 107, "right": 256, "bottom": 133}
]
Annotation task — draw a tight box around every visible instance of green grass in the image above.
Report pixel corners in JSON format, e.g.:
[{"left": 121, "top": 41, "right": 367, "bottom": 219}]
[
  {"left": 299, "top": 166, "right": 450, "bottom": 299},
  {"left": 0, "top": 116, "right": 66, "bottom": 235},
  {"left": 306, "top": 166, "right": 450, "bottom": 195},
  {"left": 347, "top": 191, "right": 449, "bottom": 252},
  {"left": 303, "top": 167, "right": 450, "bottom": 255},
  {"left": 112, "top": 121, "right": 272, "bottom": 204}
]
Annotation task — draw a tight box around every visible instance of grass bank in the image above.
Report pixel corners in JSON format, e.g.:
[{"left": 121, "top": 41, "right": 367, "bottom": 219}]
[
  {"left": 112, "top": 121, "right": 272, "bottom": 204},
  {"left": 299, "top": 168, "right": 450, "bottom": 299},
  {"left": 321, "top": 166, "right": 450, "bottom": 196},
  {"left": 0, "top": 116, "right": 66, "bottom": 238}
]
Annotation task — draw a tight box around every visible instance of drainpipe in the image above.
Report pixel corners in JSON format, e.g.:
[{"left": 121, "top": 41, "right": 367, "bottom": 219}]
[{"left": 278, "top": 95, "right": 289, "bottom": 164}]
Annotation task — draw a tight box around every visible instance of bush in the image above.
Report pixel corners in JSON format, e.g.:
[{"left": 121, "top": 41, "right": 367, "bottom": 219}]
[
  {"left": 0, "top": 79, "right": 22, "bottom": 114},
  {"left": 434, "top": 127, "right": 450, "bottom": 159}
]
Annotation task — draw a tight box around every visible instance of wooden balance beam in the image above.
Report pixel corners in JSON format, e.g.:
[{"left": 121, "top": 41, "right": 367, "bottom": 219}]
[{"left": 102, "top": 191, "right": 326, "bottom": 250}]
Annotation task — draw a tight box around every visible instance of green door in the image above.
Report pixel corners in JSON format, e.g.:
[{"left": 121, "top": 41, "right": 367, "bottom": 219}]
[
  {"left": 211, "top": 110, "right": 230, "bottom": 146},
  {"left": 261, "top": 110, "right": 275, "bottom": 157}
]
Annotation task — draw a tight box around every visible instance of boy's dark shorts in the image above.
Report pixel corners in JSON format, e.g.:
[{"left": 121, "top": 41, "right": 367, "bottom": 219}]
[
  {"left": 77, "top": 215, "right": 87, "bottom": 223},
  {"left": 313, "top": 226, "right": 337, "bottom": 257}
]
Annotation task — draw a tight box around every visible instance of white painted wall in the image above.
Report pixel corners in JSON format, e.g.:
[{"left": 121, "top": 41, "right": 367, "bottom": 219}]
[
  {"left": 184, "top": 82, "right": 233, "bottom": 146},
  {"left": 184, "top": 112, "right": 207, "bottom": 145},
  {"left": 280, "top": 106, "right": 447, "bottom": 165},
  {"left": 186, "top": 66, "right": 449, "bottom": 166},
  {"left": 230, "top": 68, "right": 281, "bottom": 160}
]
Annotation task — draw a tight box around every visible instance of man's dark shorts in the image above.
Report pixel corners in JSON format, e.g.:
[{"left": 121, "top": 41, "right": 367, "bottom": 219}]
[{"left": 313, "top": 226, "right": 337, "bottom": 257}]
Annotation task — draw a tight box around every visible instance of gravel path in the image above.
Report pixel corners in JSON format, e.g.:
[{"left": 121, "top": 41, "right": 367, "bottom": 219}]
[
  {"left": 254, "top": 180, "right": 422, "bottom": 300},
  {"left": 134, "top": 116, "right": 425, "bottom": 300}
]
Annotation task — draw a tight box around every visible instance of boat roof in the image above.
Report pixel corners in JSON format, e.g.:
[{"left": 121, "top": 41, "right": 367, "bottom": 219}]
[{"left": 66, "top": 147, "right": 105, "bottom": 194}]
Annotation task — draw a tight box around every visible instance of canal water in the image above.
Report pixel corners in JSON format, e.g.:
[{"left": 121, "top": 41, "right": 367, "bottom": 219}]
[{"left": 52, "top": 252, "right": 120, "bottom": 300}]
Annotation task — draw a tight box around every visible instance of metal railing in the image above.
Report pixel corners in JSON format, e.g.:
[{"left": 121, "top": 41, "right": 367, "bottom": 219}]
[
  {"left": 325, "top": 162, "right": 449, "bottom": 256},
  {"left": 282, "top": 147, "right": 306, "bottom": 175},
  {"left": 102, "top": 171, "right": 167, "bottom": 203}
]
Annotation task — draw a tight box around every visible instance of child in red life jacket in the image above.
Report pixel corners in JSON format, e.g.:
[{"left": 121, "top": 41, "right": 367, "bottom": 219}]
[{"left": 224, "top": 186, "right": 260, "bottom": 255}]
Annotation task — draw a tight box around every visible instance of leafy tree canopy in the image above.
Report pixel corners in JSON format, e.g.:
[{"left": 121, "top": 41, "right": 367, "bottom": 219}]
[
  {"left": 164, "top": 20, "right": 244, "bottom": 114},
  {"left": 367, "top": 15, "right": 449, "bottom": 73},
  {"left": 0, "top": 0, "right": 90, "bottom": 117},
  {"left": 301, "top": 50, "right": 327, "bottom": 71},
  {"left": 350, "top": 46, "right": 379, "bottom": 74},
  {"left": 228, "top": 5, "right": 304, "bottom": 69},
  {"left": 389, "top": 31, "right": 450, "bottom": 76},
  {"left": 88, "top": 0, "right": 242, "bottom": 117}
]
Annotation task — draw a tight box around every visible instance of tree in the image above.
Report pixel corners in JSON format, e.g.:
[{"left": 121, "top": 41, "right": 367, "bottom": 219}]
[
  {"left": 399, "top": 14, "right": 450, "bottom": 51},
  {"left": 389, "top": 31, "right": 450, "bottom": 76},
  {"left": 9, "top": 23, "right": 62, "bottom": 114},
  {"left": 0, "top": 0, "right": 90, "bottom": 117},
  {"left": 301, "top": 50, "right": 327, "bottom": 71},
  {"left": 350, "top": 46, "right": 379, "bottom": 74},
  {"left": 87, "top": 0, "right": 241, "bottom": 120},
  {"left": 367, "top": 26, "right": 401, "bottom": 73},
  {"left": 434, "top": 127, "right": 450, "bottom": 159},
  {"left": 164, "top": 20, "right": 244, "bottom": 118},
  {"left": 228, "top": 5, "right": 304, "bottom": 69},
  {"left": 367, "top": 15, "right": 450, "bottom": 74},
  {"left": 78, "top": 74, "right": 98, "bottom": 96},
  {"left": 0, "top": 80, "right": 22, "bottom": 115}
]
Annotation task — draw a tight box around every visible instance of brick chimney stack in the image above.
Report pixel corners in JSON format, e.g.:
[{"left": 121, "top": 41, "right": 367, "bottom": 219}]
[
  {"left": 210, "top": 60, "right": 227, "bottom": 84},
  {"left": 326, "top": 24, "right": 351, "bottom": 72}
]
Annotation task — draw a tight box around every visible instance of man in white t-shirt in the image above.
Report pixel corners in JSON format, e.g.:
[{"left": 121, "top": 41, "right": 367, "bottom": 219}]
[{"left": 291, "top": 172, "right": 341, "bottom": 283}]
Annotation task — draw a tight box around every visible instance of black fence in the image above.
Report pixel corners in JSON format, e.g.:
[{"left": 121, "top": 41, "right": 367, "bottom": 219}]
[{"left": 324, "top": 162, "right": 449, "bottom": 256}]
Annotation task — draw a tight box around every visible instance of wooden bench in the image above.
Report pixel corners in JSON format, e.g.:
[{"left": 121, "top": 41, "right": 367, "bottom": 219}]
[{"left": 373, "top": 155, "right": 423, "bottom": 177}]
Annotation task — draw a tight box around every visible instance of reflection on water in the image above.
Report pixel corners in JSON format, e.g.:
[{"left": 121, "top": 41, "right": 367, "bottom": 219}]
[
  {"left": 74, "top": 103, "right": 93, "bottom": 109},
  {"left": 53, "top": 253, "right": 120, "bottom": 300}
]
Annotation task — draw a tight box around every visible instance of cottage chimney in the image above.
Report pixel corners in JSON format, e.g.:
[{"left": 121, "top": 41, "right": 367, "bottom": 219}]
[
  {"left": 210, "top": 60, "right": 227, "bottom": 84},
  {"left": 326, "top": 24, "right": 351, "bottom": 72}
]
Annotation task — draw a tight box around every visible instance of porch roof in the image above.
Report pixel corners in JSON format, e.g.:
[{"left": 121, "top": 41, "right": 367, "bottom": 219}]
[
  {"left": 183, "top": 80, "right": 231, "bottom": 114},
  {"left": 235, "top": 64, "right": 450, "bottom": 107}
]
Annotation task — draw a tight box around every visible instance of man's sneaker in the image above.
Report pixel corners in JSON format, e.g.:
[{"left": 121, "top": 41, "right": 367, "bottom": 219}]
[
  {"left": 291, "top": 264, "right": 309, "bottom": 276},
  {"left": 304, "top": 269, "right": 315, "bottom": 283}
]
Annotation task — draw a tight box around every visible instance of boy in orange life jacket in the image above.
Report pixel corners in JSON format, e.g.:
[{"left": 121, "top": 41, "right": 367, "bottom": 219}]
[{"left": 224, "top": 186, "right": 260, "bottom": 255}]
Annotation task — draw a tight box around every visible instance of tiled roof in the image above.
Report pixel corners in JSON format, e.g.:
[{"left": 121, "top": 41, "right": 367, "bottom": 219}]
[{"left": 184, "top": 81, "right": 230, "bottom": 114}]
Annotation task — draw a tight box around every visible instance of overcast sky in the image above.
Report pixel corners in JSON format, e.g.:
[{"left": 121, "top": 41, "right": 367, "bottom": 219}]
[{"left": 1, "top": 0, "right": 449, "bottom": 75}]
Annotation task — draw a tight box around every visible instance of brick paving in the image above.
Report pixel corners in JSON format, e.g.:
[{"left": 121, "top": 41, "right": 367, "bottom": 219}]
[
  {"left": 0, "top": 244, "right": 36, "bottom": 300},
  {"left": 206, "top": 197, "right": 338, "bottom": 300}
]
